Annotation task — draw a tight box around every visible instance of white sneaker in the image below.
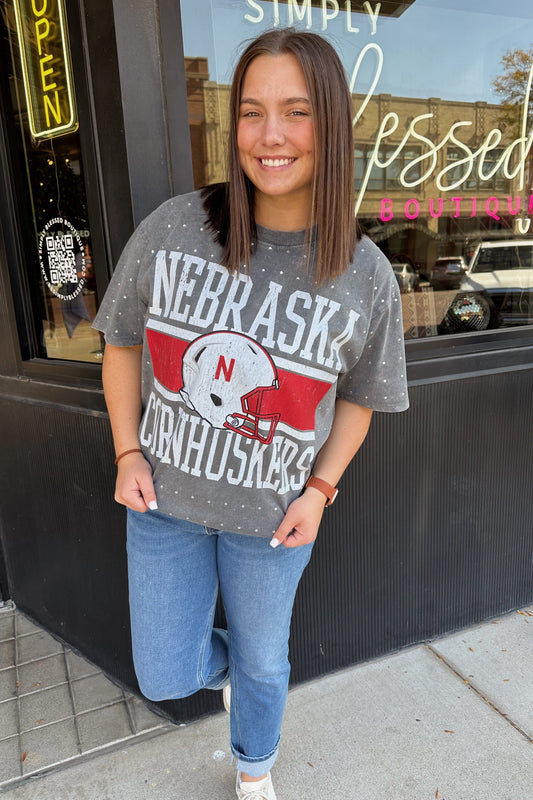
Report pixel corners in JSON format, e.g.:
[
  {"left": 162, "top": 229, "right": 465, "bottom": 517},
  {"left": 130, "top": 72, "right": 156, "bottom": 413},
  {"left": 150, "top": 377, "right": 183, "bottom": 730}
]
[
  {"left": 236, "top": 772, "right": 277, "bottom": 800},
  {"left": 223, "top": 683, "right": 231, "bottom": 712}
]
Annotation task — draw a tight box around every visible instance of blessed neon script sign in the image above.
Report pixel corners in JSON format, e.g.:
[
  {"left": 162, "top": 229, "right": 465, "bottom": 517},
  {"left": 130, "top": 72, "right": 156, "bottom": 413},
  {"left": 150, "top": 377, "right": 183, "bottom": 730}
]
[
  {"left": 13, "top": 0, "right": 78, "bottom": 140},
  {"left": 364, "top": 64, "right": 533, "bottom": 231}
]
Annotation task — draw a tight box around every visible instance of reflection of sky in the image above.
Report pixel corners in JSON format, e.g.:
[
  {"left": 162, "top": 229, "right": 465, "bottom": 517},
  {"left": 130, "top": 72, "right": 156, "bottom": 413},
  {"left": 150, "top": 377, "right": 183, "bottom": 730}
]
[{"left": 181, "top": 0, "right": 533, "bottom": 103}]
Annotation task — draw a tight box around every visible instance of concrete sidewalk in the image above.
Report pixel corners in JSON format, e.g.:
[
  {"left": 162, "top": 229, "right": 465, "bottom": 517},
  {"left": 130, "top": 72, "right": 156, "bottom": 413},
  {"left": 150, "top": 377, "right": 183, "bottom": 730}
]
[{"left": 2, "top": 606, "right": 532, "bottom": 800}]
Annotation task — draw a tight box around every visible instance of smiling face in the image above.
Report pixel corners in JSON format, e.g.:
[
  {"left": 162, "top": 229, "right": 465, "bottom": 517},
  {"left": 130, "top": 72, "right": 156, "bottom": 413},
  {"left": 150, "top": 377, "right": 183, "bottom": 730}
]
[{"left": 237, "top": 53, "right": 316, "bottom": 230}]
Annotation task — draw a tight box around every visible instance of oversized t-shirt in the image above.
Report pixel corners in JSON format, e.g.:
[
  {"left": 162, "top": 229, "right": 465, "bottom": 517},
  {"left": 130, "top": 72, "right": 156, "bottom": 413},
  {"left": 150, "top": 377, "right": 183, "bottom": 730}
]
[{"left": 93, "top": 190, "right": 409, "bottom": 537}]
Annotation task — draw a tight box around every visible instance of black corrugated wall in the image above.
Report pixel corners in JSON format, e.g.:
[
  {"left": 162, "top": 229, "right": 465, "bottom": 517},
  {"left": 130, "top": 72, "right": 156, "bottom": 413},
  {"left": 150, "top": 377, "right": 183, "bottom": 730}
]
[{"left": 1, "top": 367, "right": 531, "bottom": 722}]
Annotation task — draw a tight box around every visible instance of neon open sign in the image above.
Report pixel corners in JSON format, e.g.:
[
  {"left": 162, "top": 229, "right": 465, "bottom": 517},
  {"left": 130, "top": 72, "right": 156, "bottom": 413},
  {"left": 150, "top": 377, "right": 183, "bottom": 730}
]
[{"left": 13, "top": 0, "right": 78, "bottom": 140}]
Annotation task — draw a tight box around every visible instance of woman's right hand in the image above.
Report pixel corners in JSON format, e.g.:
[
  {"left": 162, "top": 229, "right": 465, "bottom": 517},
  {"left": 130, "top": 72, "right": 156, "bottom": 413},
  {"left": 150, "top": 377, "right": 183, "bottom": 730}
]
[
  {"left": 114, "top": 451, "right": 158, "bottom": 512},
  {"left": 102, "top": 345, "right": 156, "bottom": 512}
]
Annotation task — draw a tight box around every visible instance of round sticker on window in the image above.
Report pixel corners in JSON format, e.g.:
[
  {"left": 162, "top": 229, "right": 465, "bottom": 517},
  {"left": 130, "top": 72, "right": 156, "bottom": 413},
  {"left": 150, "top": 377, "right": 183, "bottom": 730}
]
[{"left": 38, "top": 217, "right": 86, "bottom": 301}]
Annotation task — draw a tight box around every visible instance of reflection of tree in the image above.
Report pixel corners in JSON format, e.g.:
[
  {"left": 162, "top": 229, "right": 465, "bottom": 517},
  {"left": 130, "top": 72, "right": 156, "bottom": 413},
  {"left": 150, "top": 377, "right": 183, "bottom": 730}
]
[
  {"left": 492, "top": 44, "right": 533, "bottom": 218},
  {"left": 492, "top": 44, "right": 533, "bottom": 137}
]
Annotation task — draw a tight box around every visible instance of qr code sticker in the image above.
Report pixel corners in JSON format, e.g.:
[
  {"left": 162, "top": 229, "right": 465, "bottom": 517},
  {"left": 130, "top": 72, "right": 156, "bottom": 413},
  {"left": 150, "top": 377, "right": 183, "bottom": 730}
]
[{"left": 46, "top": 234, "right": 78, "bottom": 284}]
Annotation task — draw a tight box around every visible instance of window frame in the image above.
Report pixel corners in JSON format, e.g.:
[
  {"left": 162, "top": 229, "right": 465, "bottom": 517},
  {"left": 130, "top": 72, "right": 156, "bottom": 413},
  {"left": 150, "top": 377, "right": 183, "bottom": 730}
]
[{"left": 0, "top": 0, "right": 132, "bottom": 386}]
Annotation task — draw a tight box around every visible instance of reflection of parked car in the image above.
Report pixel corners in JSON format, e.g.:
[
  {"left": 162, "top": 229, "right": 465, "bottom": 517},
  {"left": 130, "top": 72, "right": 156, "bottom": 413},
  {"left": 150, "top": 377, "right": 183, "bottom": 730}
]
[
  {"left": 392, "top": 262, "right": 417, "bottom": 293},
  {"left": 441, "top": 240, "right": 533, "bottom": 332},
  {"left": 430, "top": 255, "right": 468, "bottom": 289}
]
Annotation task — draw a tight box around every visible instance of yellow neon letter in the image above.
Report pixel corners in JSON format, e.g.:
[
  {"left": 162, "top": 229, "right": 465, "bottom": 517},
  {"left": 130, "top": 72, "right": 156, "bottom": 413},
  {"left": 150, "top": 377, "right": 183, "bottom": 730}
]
[
  {"left": 31, "top": 0, "right": 47, "bottom": 17},
  {"left": 39, "top": 53, "right": 57, "bottom": 91},
  {"left": 35, "top": 17, "right": 50, "bottom": 56},
  {"left": 44, "top": 91, "right": 61, "bottom": 126}
]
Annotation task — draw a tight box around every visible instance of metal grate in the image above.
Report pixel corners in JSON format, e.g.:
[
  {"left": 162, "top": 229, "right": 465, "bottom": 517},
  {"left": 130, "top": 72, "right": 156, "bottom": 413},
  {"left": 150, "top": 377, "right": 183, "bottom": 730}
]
[{"left": 0, "top": 606, "right": 172, "bottom": 789}]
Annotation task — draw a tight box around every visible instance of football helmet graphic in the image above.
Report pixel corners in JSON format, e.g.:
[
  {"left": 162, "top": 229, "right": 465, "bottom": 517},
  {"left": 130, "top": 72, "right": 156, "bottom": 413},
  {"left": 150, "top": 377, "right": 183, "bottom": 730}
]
[{"left": 179, "top": 331, "right": 280, "bottom": 445}]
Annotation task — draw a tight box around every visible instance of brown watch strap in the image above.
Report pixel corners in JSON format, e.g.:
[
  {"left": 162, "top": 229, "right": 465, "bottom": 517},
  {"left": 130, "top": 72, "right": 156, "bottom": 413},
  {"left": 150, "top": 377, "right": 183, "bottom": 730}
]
[{"left": 305, "top": 476, "right": 339, "bottom": 506}]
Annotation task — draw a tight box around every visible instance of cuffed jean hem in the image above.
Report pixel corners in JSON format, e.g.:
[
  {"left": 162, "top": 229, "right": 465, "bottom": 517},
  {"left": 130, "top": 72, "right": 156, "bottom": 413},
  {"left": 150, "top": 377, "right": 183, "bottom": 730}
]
[{"left": 232, "top": 741, "right": 279, "bottom": 777}]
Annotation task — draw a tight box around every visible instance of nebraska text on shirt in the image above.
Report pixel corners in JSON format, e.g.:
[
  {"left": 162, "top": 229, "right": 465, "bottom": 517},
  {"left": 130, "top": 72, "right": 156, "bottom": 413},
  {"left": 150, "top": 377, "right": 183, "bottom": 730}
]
[{"left": 148, "top": 249, "right": 361, "bottom": 373}]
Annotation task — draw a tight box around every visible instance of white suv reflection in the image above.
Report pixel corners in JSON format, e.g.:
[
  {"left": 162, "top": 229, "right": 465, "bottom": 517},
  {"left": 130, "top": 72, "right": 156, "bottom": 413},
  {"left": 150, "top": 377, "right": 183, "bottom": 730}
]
[{"left": 440, "top": 239, "right": 533, "bottom": 332}]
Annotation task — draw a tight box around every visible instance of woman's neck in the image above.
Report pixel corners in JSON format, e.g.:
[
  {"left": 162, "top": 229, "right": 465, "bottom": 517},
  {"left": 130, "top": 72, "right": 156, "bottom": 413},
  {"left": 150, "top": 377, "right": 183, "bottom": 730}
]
[{"left": 253, "top": 191, "right": 312, "bottom": 231}]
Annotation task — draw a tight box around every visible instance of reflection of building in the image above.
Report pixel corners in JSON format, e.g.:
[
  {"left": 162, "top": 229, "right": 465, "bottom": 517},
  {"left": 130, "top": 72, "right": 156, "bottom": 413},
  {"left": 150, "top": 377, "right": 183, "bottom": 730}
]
[
  {"left": 352, "top": 92, "right": 517, "bottom": 271},
  {"left": 185, "top": 58, "right": 230, "bottom": 186},
  {"left": 185, "top": 57, "right": 210, "bottom": 186}
]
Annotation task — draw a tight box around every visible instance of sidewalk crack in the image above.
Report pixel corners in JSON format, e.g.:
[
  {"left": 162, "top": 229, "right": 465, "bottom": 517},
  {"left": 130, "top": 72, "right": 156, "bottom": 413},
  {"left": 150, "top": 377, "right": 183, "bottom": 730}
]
[{"left": 425, "top": 644, "right": 533, "bottom": 745}]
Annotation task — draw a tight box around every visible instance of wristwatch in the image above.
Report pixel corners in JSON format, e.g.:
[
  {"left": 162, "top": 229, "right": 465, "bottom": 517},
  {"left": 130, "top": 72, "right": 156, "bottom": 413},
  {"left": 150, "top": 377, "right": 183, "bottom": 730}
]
[{"left": 305, "top": 476, "right": 338, "bottom": 506}]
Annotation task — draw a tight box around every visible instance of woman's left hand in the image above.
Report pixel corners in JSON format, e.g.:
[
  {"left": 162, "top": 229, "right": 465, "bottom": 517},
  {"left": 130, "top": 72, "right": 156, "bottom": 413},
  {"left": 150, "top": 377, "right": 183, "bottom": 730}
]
[
  {"left": 271, "top": 489, "right": 326, "bottom": 548},
  {"left": 271, "top": 400, "right": 373, "bottom": 549}
]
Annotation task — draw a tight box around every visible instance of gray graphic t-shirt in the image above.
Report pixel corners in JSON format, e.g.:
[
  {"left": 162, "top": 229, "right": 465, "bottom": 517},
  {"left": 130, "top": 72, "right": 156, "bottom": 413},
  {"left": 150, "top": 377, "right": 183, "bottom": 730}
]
[{"left": 93, "top": 191, "right": 409, "bottom": 537}]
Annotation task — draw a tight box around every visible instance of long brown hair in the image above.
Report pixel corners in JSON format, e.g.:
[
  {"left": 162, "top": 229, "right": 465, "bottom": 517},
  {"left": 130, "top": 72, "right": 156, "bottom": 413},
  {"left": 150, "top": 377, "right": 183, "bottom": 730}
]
[{"left": 202, "top": 28, "right": 359, "bottom": 285}]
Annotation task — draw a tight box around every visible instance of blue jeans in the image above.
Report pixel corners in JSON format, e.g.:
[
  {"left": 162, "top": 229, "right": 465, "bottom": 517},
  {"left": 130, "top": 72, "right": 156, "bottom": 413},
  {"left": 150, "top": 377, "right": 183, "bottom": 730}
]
[{"left": 126, "top": 510, "right": 313, "bottom": 776}]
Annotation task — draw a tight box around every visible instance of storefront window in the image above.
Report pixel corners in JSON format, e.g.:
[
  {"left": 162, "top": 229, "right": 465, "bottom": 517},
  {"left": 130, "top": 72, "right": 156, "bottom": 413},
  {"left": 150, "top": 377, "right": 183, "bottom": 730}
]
[
  {"left": 180, "top": 0, "right": 533, "bottom": 339},
  {"left": 1, "top": 0, "right": 103, "bottom": 363}
]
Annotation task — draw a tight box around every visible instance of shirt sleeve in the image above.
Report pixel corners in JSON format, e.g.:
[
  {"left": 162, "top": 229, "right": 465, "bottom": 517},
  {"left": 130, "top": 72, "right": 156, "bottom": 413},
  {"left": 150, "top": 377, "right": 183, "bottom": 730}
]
[
  {"left": 336, "top": 258, "right": 409, "bottom": 412},
  {"left": 92, "top": 223, "right": 151, "bottom": 347}
]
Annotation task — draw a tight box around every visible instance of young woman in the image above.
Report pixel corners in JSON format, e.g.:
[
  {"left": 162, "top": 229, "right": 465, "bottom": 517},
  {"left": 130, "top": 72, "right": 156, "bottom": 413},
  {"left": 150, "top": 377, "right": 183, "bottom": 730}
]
[{"left": 94, "top": 28, "right": 408, "bottom": 800}]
